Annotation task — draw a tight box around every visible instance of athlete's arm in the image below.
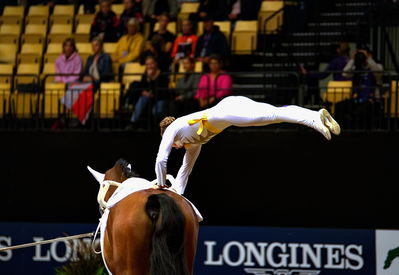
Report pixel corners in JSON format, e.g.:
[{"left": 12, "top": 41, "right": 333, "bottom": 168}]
[
  {"left": 155, "top": 125, "right": 177, "bottom": 187},
  {"left": 173, "top": 144, "right": 202, "bottom": 194}
]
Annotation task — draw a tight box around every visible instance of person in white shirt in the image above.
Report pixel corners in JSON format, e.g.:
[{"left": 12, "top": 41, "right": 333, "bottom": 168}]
[{"left": 155, "top": 96, "right": 340, "bottom": 194}]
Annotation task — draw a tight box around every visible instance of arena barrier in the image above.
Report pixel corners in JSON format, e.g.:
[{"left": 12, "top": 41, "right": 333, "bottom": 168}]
[{"left": 0, "top": 222, "right": 398, "bottom": 275}]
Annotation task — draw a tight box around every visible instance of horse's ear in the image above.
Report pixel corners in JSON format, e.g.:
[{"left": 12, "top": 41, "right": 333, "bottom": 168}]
[{"left": 87, "top": 166, "right": 105, "bottom": 183}]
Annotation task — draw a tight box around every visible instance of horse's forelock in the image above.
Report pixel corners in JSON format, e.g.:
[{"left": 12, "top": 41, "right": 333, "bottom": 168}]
[{"left": 116, "top": 158, "right": 139, "bottom": 178}]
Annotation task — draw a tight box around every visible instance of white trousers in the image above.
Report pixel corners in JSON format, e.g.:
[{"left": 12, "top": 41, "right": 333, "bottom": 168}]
[{"left": 207, "top": 96, "right": 319, "bottom": 131}]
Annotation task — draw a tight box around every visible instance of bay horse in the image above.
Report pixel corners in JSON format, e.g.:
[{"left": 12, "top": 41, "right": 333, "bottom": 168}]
[{"left": 91, "top": 159, "right": 199, "bottom": 275}]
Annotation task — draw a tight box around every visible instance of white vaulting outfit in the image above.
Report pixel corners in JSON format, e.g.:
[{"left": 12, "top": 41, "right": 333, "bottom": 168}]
[{"left": 156, "top": 96, "right": 333, "bottom": 193}]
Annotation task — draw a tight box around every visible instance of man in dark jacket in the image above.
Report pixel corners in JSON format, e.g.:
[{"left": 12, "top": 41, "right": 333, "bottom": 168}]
[{"left": 195, "top": 17, "right": 229, "bottom": 63}]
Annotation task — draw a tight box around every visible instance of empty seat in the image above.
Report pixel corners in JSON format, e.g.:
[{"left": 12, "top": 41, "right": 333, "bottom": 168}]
[
  {"left": 323, "top": 80, "right": 352, "bottom": 115},
  {"left": 0, "top": 24, "right": 21, "bottom": 35},
  {"left": 75, "top": 14, "right": 95, "bottom": 25},
  {"left": 25, "top": 6, "right": 49, "bottom": 25},
  {"left": 74, "top": 23, "right": 91, "bottom": 42},
  {"left": 15, "top": 63, "right": 40, "bottom": 85},
  {"left": 22, "top": 24, "right": 47, "bottom": 44},
  {"left": 122, "top": 63, "right": 145, "bottom": 88},
  {"left": 232, "top": 20, "right": 258, "bottom": 54},
  {"left": 18, "top": 43, "right": 43, "bottom": 64},
  {"left": 50, "top": 24, "right": 73, "bottom": 35},
  {"left": 0, "top": 15, "right": 23, "bottom": 26},
  {"left": 51, "top": 5, "right": 74, "bottom": 24},
  {"left": 96, "top": 82, "right": 121, "bottom": 118},
  {"left": 46, "top": 43, "right": 63, "bottom": 55},
  {"left": 2, "top": 6, "right": 24, "bottom": 17},
  {"left": 43, "top": 82, "right": 66, "bottom": 118},
  {"left": 104, "top": 43, "right": 117, "bottom": 55},
  {"left": 0, "top": 64, "right": 14, "bottom": 84},
  {"left": 41, "top": 63, "right": 56, "bottom": 83},
  {"left": 76, "top": 43, "right": 92, "bottom": 55},
  {"left": 258, "top": 1, "right": 284, "bottom": 34},
  {"left": 0, "top": 44, "right": 17, "bottom": 64},
  {"left": 0, "top": 83, "right": 11, "bottom": 118}
]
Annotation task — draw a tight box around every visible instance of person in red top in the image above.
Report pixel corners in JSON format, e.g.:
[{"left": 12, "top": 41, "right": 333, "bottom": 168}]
[
  {"left": 171, "top": 19, "right": 198, "bottom": 62},
  {"left": 195, "top": 54, "right": 232, "bottom": 109}
]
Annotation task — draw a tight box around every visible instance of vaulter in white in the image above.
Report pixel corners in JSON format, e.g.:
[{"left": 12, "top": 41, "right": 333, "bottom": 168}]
[{"left": 155, "top": 96, "right": 341, "bottom": 194}]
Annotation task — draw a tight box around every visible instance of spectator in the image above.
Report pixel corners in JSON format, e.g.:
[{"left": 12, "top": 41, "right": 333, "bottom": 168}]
[
  {"left": 343, "top": 48, "right": 384, "bottom": 100},
  {"left": 55, "top": 38, "right": 83, "bottom": 84},
  {"left": 198, "top": 0, "right": 230, "bottom": 21},
  {"left": 128, "top": 56, "right": 171, "bottom": 128},
  {"left": 113, "top": 18, "right": 144, "bottom": 70},
  {"left": 301, "top": 42, "right": 351, "bottom": 81},
  {"left": 141, "top": 34, "right": 173, "bottom": 72},
  {"left": 90, "top": 0, "right": 119, "bottom": 42},
  {"left": 227, "top": 0, "right": 263, "bottom": 21},
  {"left": 174, "top": 57, "right": 200, "bottom": 115},
  {"left": 83, "top": 37, "right": 113, "bottom": 86},
  {"left": 195, "top": 54, "right": 232, "bottom": 109},
  {"left": 142, "top": 0, "right": 179, "bottom": 21},
  {"left": 195, "top": 16, "right": 229, "bottom": 63},
  {"left": 148, "top": 13, "right": 176, "bottom": 54},
  {"left": 119, "top": 0, "right": 144, "bottom": 36},
  {"left": 171, "top": 19, "right": 198, "bottom": 62}
]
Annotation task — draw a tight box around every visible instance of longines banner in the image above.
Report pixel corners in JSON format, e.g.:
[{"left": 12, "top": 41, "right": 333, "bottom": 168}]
[{"left": 0, "top": 222, "right": 397, "bottom": 274}]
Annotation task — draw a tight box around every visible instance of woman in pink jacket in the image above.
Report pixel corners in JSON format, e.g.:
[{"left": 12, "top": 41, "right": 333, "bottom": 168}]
[
  {"left": 195, "top": 55, "right": 232, "bottom": 109},
  {"left": 55, "top": 38, "right": 83, "bottom": 84}
]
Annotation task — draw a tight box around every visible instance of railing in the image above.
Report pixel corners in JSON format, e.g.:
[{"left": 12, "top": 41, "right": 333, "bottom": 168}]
[{"left": 1, "top": 70, "right": 399, "bottom": 131}]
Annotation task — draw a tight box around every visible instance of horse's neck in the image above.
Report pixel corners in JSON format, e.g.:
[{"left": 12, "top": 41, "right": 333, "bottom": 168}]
[{"left": 105, "top": 185, "right": 119, "bottom": 202}]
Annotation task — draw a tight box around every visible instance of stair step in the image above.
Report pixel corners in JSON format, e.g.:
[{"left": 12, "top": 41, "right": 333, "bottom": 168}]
[{"left": 320, "top": 12, "right": 365, "bottom": 17}]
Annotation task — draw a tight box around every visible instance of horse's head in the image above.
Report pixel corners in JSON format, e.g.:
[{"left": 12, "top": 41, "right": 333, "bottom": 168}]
[{"left": 88, "top": 158, "right": 138, "bottom": 210}]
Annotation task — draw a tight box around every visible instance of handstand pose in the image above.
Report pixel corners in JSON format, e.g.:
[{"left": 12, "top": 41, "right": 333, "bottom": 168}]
[{"left": 155, "top": 96, "right": 340, "bottom": 194}]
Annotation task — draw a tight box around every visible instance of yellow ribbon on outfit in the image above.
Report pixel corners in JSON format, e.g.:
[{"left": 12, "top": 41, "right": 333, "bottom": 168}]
[{"left": 187, "top": 113, "right": 222, "bottom": 135}]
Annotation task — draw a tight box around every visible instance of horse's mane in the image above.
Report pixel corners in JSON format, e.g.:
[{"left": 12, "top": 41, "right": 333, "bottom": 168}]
[{"left": 116, "top": 158, "right": 139, "bottom": 178}]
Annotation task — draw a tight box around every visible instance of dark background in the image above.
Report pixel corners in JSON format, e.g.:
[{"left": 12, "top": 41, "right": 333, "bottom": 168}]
[{"left": 1, "top": 128, "right": 397, "bottom": 229}]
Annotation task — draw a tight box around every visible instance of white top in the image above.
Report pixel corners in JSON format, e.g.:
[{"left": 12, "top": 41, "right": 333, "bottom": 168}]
[{"left": 155, "top": 110, "right": 221, "bottom": 194}]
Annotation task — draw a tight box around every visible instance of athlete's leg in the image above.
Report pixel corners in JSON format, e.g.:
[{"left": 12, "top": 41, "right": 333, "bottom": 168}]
[{"left": 208, "top": 96, "right": 340, "bottom": 139}]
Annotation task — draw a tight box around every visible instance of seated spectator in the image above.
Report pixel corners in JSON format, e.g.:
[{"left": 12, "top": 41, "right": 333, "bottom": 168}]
[
  {"left": 148, "top": 13, "right": 176, "bottom": 54},
  {"left": 141, "top": 34, "right": 173, "bottom": 72},
  {"left": 195, "top": 54, "right": 232, "bottom": 109},
  {"left": 128, "top": 56, "right": 171, "bottom": 128},
  {"left": 343, "top": 48, "right": 384, "bottom": 100},
  {"left": 174, "top": 57, "right": 200, "bottom": 115},
  {"left": 227, "top": 0, "right": 263, "bottom": 21},
  {"left": 119, "top": 0, "right": 144, "bottom": 36},
  {"left": 171, "top": 19, "right": 198, "bottom": 63},
  {"left": 90, "top": 0, "right": 119, "bottom": 42},
  {"left": 142, "top": 0, "right": 179, "bottom": 21},
  {"left": 113, "top": 18, "right": 144, "bottom": 69},
  {"left": 301, "top": 42, "right": 351, "bottom": 81},
  {"left": 83, "top": 37, "right": 113, "bottom": 86},
  {"left": 55, "top": 38, "right": 83, "bottom": 84},
  {"left": 195, "top": 16, "right": 229, "bottom": 64},
  {"left": 198, "top": 0, "right": 230, "bottom": 21}
]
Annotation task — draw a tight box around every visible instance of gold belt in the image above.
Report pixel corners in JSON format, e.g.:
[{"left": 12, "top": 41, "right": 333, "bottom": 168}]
[{"left": 187, "top": 113, "right": 222, "bottom": 135}]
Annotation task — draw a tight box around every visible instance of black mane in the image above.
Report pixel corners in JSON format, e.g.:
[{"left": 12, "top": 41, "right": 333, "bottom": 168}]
[{"left": 116, "top": 158, "right": 139, "bottom": 178}]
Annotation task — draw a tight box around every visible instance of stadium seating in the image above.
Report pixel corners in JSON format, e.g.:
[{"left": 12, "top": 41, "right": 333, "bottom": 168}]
[
  {"left": 122, "top": 63, "right": 145, "bottom": 90},
  {"left": 258, "top": 0, "right": 284, "bottom": 34},
  {"left": 22, "top": 23, "right": 47, "bottom": 44},
  {"left": 74, "top": 23, "right": 91, "bottom": 42},
  {"left": 323, "top": 81, "right": 352, "bottom": 115},
  {"left": 232, "top": 20, "right": 258, "bottom": 54},
  {"left": 154, "top": 21, "right": 177, "bottom": 35},
  {"left": 51, "top": 5, "right": 74, "bottom": 25},
  {"left": 25, "top": 5, "right": 49, "bottom": 25},
  {"left": 43, "top": 82, "right": 66, "bottom": 118},
  {"left": 0, "top": 44, "right": 17, "bottom": 65},
  {"left": 177, "top": 2, "right": 200, "bottom": 32},
  {"left": 0, "top": 64, "right": 13, "bottom": 84},
  {"left": 0, "top": 83, "right": 11, "bottom": 118},
  {"left": 41, "top": 63, "right": 56, "bottom": 83},
  {"left": 18, "top": 43, "right": 43, "bottom": 64},
  {"left": 96, "top": 82, "right": 121, "bottom": 118}
]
